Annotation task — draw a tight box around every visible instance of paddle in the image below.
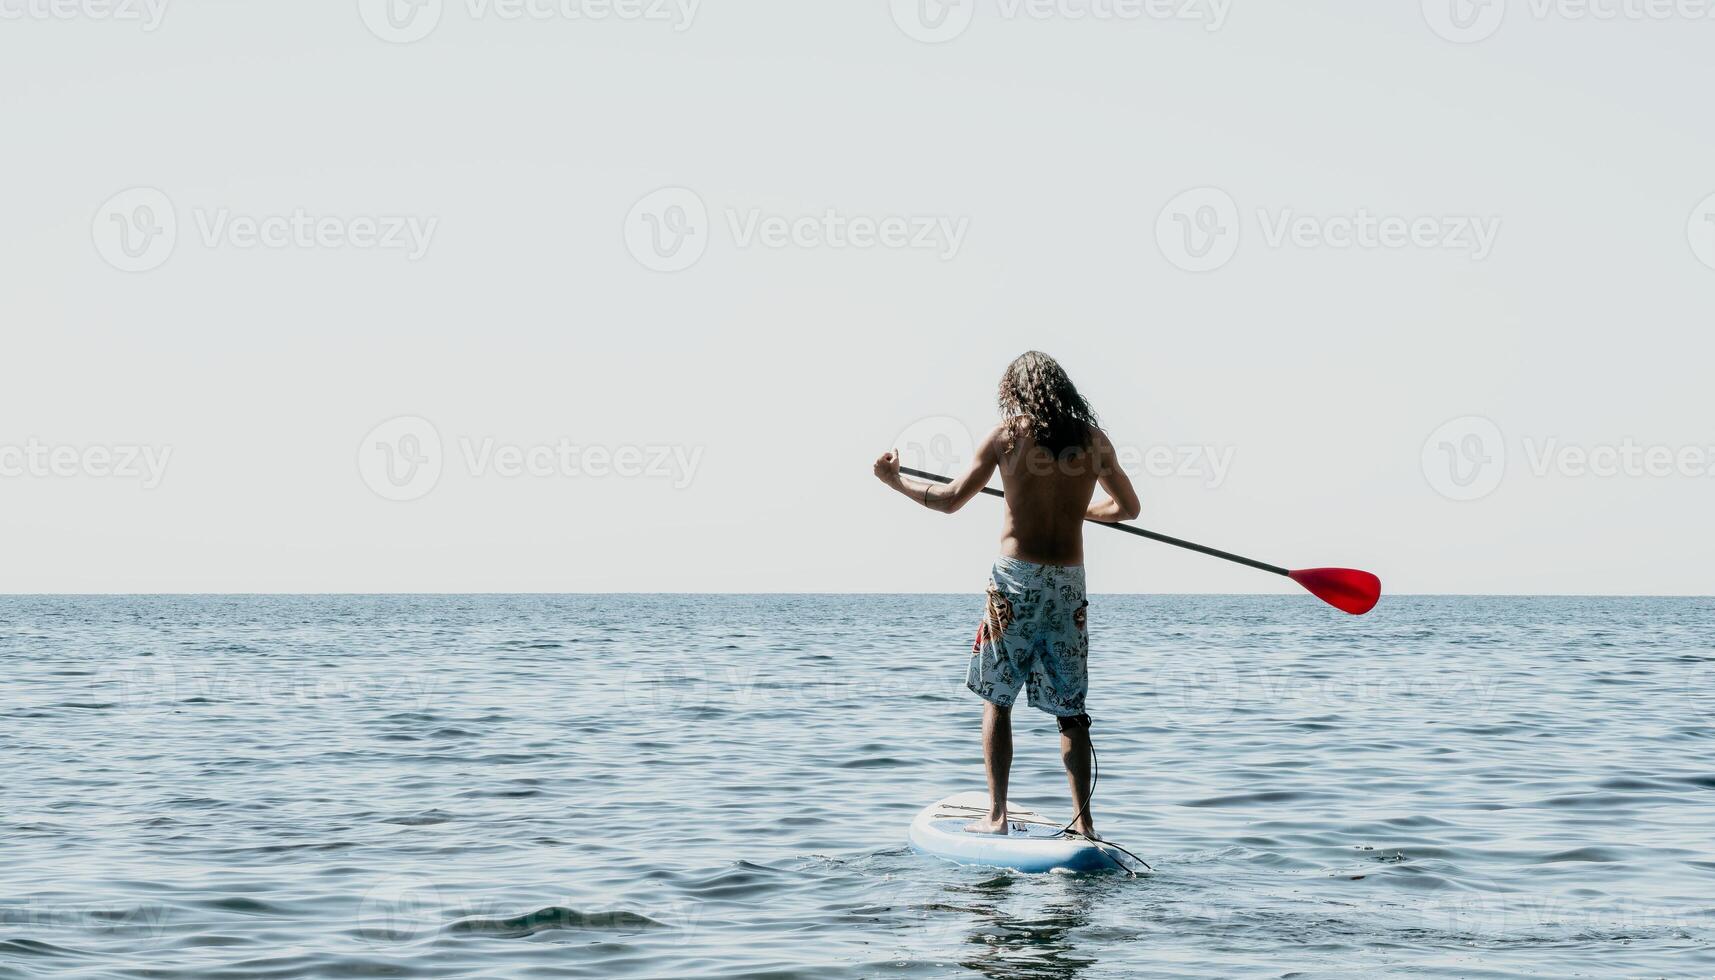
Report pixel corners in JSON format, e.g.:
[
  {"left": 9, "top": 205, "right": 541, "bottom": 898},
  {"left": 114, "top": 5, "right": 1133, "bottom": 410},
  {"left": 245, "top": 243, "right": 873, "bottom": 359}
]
[{"left": 898, "top": 466, "right": 1382, "bottom": 616}]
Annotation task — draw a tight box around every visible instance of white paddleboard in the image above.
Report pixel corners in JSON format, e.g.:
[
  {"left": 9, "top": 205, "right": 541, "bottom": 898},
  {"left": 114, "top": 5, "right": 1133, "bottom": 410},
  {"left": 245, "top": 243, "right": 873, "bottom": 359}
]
[{"left": 908, "top": 791, "right": 1117, "bottom": 873}]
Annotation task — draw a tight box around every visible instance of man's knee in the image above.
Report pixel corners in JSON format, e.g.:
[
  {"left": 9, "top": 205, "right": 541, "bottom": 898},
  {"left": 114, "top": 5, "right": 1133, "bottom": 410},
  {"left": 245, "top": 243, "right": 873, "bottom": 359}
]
[{"left": 1056, "top": 712, "right": 1091, "bottom": 734}]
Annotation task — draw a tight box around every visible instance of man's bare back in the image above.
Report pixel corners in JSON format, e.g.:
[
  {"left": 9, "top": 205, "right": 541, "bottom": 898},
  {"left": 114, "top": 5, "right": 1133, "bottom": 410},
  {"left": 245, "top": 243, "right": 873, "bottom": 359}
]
[{"left": 996, "top": 428, "right": 1118, "bottom": 566}]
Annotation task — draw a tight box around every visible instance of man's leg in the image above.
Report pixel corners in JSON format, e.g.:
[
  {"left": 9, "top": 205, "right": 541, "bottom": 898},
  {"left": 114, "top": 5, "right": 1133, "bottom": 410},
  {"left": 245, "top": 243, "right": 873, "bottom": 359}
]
[
  {"left": 965, "top": 701, "right": 1012, "bottom": 834},
  {"left": 1059, "top": 714, "right": 1096, "bottom": 839}
]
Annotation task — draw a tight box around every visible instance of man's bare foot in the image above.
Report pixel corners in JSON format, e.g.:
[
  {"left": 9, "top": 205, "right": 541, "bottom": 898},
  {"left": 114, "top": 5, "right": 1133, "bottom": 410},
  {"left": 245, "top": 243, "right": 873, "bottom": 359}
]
[
  {"left": 1072, "top": 822, "right": 1100, "bottom": 841},
  {"left": 964, "top": 815, "right": 1009, "bottom": 835}
]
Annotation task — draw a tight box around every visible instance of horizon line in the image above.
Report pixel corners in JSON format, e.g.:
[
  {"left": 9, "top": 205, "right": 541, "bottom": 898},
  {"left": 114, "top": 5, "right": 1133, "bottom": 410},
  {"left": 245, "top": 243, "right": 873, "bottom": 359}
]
[{"left": 1, "top": 591, "right": 1709, "bottom": 599}]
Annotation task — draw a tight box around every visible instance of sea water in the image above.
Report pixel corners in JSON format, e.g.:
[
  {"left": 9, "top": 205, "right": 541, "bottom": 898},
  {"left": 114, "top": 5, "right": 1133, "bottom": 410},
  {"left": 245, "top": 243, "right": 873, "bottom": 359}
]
[{"left": 2, "top": 595, "right": 1712, "bottom": 978}]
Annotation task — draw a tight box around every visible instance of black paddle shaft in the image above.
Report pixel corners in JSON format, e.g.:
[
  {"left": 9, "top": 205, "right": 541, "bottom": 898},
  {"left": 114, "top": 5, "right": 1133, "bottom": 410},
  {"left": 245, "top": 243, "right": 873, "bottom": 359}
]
[{"left": 897, "top": 465, "right": 1290, "bottom": 577}]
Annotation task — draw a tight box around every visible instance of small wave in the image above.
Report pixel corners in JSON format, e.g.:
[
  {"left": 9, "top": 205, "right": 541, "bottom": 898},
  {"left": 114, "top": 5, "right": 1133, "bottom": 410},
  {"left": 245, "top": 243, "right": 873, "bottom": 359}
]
[
  {"left": 0, "top": 938, "right": 80, "bottom": 958},
  {"left": 1594, "top": 776, "right": 1673, "bottom": 791},
  {"left": 194, "top": 896, "right": 291, "bottom": 915},
  {"left": 1533, "top": 846, "right": 1626, "bottom": 864},
  {"left": 381, "top": 809, "right": 458, "bottom": 826},
  {"left": 377, "top": 711, "right": 440, "bottom": 723},
  {"left": 676, "top": 862, "right": 791, "bottom": 899},
  {"left": 455, "top": 787, "right": 542, "bottom": 799},
  {"left": 1183, "top": 790, "right": 1318, "bottom": 808},
  {"left": 836, "top": 757, "right": 906, "bottom": 769},
  {"left": 448, "top": 906, "right": 667, "bottom": 937}
]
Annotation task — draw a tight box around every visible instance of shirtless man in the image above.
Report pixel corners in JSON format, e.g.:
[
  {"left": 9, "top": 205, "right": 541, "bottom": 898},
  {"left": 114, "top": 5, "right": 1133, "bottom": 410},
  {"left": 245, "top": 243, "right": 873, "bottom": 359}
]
[{"left": 874, "top": 351, "right": 1140, "bottom": 839}]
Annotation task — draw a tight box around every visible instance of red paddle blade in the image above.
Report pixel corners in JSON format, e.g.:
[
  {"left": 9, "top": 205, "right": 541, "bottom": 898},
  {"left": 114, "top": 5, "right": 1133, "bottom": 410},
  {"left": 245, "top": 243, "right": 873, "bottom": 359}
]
[{"left": 1288, "top": 568, "right": 1382, "bottom": 616}]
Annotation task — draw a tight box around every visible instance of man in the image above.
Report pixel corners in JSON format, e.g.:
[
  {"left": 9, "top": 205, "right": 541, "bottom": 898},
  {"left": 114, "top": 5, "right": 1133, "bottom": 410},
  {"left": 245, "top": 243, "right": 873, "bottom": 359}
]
[{"left": 874, "top": 351, "right": 1140, "bottom": 839}]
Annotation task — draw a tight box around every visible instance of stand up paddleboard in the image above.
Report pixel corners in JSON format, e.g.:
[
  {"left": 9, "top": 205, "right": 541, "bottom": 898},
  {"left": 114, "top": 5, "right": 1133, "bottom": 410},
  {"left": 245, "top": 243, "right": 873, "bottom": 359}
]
[{"left": 909, "top": 792, "right": 1119, "bottom": 874}]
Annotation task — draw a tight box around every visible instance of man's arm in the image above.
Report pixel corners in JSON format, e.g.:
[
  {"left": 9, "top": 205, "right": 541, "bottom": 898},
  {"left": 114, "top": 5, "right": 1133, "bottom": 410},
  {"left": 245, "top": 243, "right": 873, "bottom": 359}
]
[
  {"left": 874, "top": 427, "right": 1001, "bottom": 514},
  {"left": 1085, "top": 429, "right": 1141, "bottom": 522}
]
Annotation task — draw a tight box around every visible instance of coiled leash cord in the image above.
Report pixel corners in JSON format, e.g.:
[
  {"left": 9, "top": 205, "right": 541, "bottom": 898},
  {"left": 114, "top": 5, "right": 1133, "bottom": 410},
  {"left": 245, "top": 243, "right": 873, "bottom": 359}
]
[{"left": 1051, "top": 715, "right": 1152, "bottom": 876}]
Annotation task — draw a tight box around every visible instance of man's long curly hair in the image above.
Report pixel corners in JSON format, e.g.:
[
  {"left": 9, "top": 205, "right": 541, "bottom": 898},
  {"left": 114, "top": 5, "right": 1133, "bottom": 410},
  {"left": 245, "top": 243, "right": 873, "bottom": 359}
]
[{"left": 997, "top": 351, "right": 1098, "bottom": 458}]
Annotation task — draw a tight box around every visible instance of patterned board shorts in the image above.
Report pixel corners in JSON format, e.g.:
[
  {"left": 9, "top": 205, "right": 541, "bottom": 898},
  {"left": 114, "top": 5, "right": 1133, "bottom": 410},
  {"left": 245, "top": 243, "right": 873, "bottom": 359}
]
[{"left": 966, "top": 556, "right": 1089, "bottom": 717}]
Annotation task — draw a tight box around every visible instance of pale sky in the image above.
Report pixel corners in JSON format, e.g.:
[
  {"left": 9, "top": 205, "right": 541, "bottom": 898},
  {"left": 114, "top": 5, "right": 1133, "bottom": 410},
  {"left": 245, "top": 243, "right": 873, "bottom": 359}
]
[{"left": 3, "top": 0, "right": 1712, "bottom": 594}]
